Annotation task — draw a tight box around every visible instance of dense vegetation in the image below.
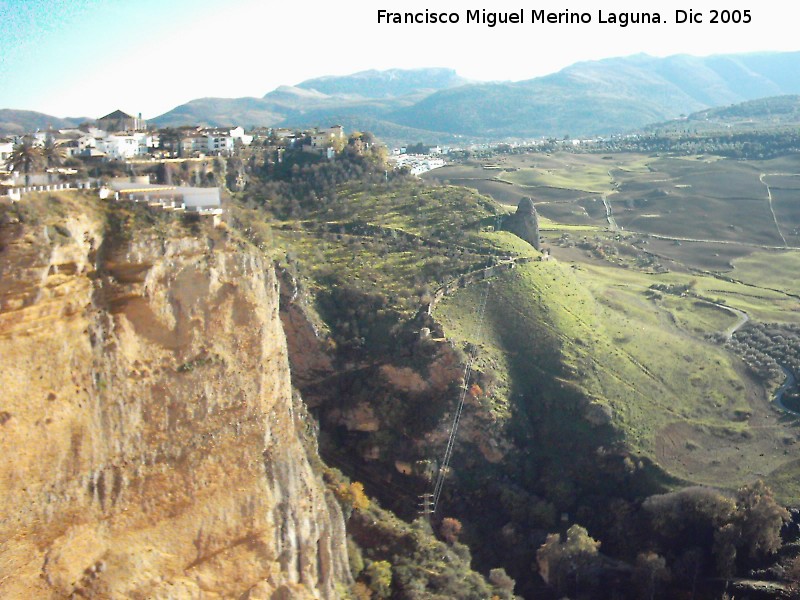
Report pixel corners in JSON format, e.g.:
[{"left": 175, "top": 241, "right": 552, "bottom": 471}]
[
  {"left": 727, "top": 323, "right": 800, "bottom": 405},
  {"left": 594, "top": 130, "right": 800, "bottom": 159}
]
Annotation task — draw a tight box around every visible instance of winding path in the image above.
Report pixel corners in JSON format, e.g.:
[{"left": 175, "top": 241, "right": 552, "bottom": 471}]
[
  {"left": 601, "top": 195, "right": 618, "bottom": 231},
  {"left": 759, "top": 173, "right": 788, "bottom": 248},
  {"left": 773, "top": 366, "right": 799, "bottom": 416},
  {"left": 602, "top": 170, "right": 619, "bottom": 231},
  {"left": 646, "top": 233, "right": 791, "bottom": 249},
  {"left": 717, "top": 303, "right": 749, "bottom": 340}
]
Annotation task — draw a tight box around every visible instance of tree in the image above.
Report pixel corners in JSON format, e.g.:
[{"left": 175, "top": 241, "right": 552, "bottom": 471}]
[
  {"left": 488, "top": 567, "right": 516, "bottom": 600},
  {"left": 350, "top": 582, "right": 372, "bottom": 599},
  {"left": 633, "top": 552, "right": 671, "bottom": 600},
  {"left": 6, "top": 136, "right": 42, "bottom": 186},
  {"left": 644, "top": 483, "right": 789, "bottom": 578},
  {"left": 334, "top": 480, "right": 370, "bottom": 518},
  {"left": 349, "top": 482, "right": 370, "bottom": 511},
  {"left": 643, "top": 486, "right": 734, "bottom": 556},
  {"left": 785, "top": 555, "right": 800, "bottom": 591},
  {"left": 713, "top": 522, "right": 739, "bottom": 578},
  {"left": 734, "top": 480, "right": 789, "bottom": 559},
  {"left": 364, "top": 560, "right": 392, "bottom": 599},
  {"left": 714, "top": 481, "right": 789, "bottom": 577},
  {"left": 158, "top": 128, "right": 182, "bottom": 155},
  {"left": 672, "top": 547, "right": 705, "bottom": 598},
  {"left": 440, "top": 517, "right": 463, "bottom": 544},
  {"left": 157, "top": 162, "right": 174, "bottom": 185},
  {"left": 537, "top": 524, "right": 601, "bottom": 596},
  {"left": 42, "top": 137, "right": 66, "bottom": 182}
]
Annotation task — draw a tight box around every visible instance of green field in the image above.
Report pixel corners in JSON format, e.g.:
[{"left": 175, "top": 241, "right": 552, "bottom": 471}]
[
  {"left": 730, "top": 250, "right": 800, "bottom": 300},
  {"left": 499, "top": 164, "right": 614, "bottom": 193},
  {"left": 265, "top": 183, "right": 511, "bottom": 316},
  {"left": 427, "top": 152, "right": 800, "bottom": 257}
]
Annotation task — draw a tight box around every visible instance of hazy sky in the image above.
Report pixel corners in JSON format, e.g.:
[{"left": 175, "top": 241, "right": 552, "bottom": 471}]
[{"left": 1, "top": 0, "right": 799, "bottom": 119}]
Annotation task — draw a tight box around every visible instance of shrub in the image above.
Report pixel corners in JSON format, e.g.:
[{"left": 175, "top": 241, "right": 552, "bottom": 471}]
[
  {"left": 440, "top": 517, "right": 463, "bottom": 544},
  {"left": 364, "top": 560, "right": 392, "bottom": 599}
]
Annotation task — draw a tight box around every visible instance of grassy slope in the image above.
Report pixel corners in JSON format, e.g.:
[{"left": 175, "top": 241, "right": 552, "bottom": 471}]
[
  {"left": 436, "top": 258, "right": 748, "bottom": 456},
  {"left": 427, "top": 153, "right": 800, "bottom": 497}
]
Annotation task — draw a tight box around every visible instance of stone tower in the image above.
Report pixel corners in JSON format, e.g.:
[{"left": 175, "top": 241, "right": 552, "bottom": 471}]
[{"left": 502, "top": 197, "right": 540, "bottom": 250}]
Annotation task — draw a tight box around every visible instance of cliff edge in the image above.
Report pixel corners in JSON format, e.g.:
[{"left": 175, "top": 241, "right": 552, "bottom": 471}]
[{"left": 0, "top": 193, "right": 350, "bottom": 599}]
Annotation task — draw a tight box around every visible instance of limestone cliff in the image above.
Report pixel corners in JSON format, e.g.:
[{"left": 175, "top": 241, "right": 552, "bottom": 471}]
[{"left": 0, "top": 194, "right": 350, "bottom": 599}]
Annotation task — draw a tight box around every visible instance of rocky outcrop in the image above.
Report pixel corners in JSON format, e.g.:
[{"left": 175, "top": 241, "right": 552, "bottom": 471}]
[
  {"left": 503, "top": 197, "right": 540, "bottom": 250},
  {"left": 0, "top": 196, "right": 350, "bottom": 599}
]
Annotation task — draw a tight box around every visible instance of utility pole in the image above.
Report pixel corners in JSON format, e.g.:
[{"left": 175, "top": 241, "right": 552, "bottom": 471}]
[{"left": 417, "top": 493, "right": 434, "bottom": 520}]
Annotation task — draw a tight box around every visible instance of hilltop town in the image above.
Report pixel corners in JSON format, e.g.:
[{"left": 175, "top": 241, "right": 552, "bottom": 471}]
[{"left": 0, "top": 109, "right": 450, "bottom": 211}]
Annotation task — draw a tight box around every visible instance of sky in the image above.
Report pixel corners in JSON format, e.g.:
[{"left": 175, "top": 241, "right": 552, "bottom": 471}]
[{"left": 1, "top": 0, "right": 799, "bottom": 119}]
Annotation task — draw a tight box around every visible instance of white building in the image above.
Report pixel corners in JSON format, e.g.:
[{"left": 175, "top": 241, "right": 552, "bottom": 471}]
[
  {"left": 181, "top": 186, "right": 222, "bottom": 212},
  {"left": 0, "top": 142, "right": 13, "bottom": 165},
  {"left": 390, "top": 154, "right": 445, "bottom": 176},
  {"left": 85, "top": 127, "right": 107, "bottom": 138},
  {"left": 206, "top": 134, "right": 234, "bottom": 155},
  {"left": 179, "top": 131, "right": 238, "bottom": 157},
  {"left": 109, "top": 180, "right": 222, "bottom": 214},
  {"left": 77, "top": 135, "right": 97, "bottom": 152},
  {"left": 96, "top": 135, "right": 141, "bottom": 160},
  {"left": 229, "top": 126, "right": 253, "bottom": 146}
]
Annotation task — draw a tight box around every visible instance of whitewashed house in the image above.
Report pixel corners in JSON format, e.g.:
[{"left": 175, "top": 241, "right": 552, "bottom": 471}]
[
  {"left": 109, "top": 180, "right": 222, "bottom": 214},
  {"left": 0, "top": 142, "right": 13, "bottom": 165},
  {"left": 206, "top": 134, "right": 234, "bottom": 155},
  {"left": 96, "top": 135, "right": 140, "bottom": 160},
  {"left": 229, "top": 126, "right": 253, "bottom": 146}
]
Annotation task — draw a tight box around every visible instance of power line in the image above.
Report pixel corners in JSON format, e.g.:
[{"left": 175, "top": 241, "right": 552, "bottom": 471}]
[{"left": 430, "top": 253, "right": 495, "bottom": 514}]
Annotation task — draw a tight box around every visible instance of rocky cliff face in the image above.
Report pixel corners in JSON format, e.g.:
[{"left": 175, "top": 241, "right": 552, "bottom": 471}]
[{"left": 0, "top": 195, "right": 350, "bottom": 599}]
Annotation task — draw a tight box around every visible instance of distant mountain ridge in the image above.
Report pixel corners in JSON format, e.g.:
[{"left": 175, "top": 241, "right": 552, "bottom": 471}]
[
  {"left": 687, "top": 95, "right": 800, "bottom": 125},
  {"left": 149, "top": 68, "right": 470, "bottom": 137},
  {"left": 294, "top": 67, "right": 470, "bottom": 98},
  {"left": 8, "top": 53, "right": 800, "bottom": 141},
  {"left": 0, "top": 110, "right": 87, "bottom": 136},
  {"left": 387, "top": 52, "right": 800, "bottom": 138},
  {"left": 150, "top": 52, "right": 800, "bottom": 141}
]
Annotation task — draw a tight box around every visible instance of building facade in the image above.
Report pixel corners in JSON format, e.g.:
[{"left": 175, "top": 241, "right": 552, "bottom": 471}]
[{"left": 97, "top": 110, "right": 146, "bottom": 133}]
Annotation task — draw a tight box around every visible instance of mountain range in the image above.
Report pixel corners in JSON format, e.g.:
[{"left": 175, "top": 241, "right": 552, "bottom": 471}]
[
  {"left": 151, "top": 52, "right": 800, "bottom": 140},
  {"left": 148, "top": 68, "right": 469, "bottom": 139},
  {"left": 6, "top": 52, "right": 800, "bottom": 141}
]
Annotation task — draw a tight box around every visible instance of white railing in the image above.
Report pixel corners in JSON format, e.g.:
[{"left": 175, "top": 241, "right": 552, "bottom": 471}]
[
  {"left": 5, "top": 180, "right": 102, "bottom": 202},
  {"left": 4, "top": 182, "right": 223, "bottom": 222}
]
